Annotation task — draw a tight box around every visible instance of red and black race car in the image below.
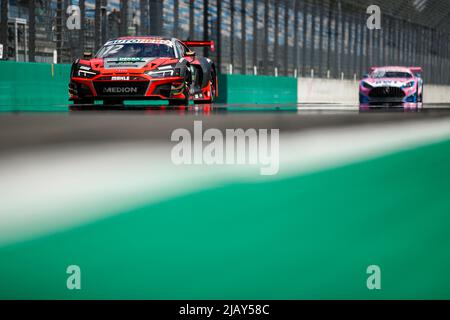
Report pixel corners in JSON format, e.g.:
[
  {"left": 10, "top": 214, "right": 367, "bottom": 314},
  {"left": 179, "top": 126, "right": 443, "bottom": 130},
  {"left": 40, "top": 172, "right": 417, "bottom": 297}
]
[{"left": 69, "top": 36, "right": 218, "bottom": 106}]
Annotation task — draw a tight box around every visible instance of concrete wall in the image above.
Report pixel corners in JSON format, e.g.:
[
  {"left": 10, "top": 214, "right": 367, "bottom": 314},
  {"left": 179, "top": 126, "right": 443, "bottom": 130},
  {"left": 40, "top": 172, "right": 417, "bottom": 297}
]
[
  {"left": 298, "top": 77, "right": 450, "bottom": 104},
  {"left": 298, "top": 77, "right": 359, "bottom": 104},
  {"left": 423, "top": 85, "right": 450, "bottom": 104}
]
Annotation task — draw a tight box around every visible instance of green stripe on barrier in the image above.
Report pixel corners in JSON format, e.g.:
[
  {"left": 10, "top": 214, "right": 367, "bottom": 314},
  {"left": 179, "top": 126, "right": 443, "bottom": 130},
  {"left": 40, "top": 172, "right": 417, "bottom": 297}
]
[
  {"left": 0, "top": 61, "right": 71, "bottom": 110},
  {"left": 217, "top": 74, "right": 297, "bottom": 104}
]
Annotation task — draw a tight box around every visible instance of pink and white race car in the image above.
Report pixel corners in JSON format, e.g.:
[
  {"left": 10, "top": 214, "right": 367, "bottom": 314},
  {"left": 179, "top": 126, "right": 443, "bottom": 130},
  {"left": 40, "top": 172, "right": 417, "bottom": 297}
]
[{"left": 359, "top": 66, "right": 423, "bottom": 104}]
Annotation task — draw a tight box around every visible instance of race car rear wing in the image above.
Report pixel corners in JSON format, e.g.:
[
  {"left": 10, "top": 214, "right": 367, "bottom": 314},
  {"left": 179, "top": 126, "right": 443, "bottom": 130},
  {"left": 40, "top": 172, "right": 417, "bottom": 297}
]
[
  {"left": 369, "top": 66, "right": 423, "bottom": 75},
  {"left": 409, "top": 67, "right": 423, "bottom": 75},
  {"left": 183, "top": 40, "right": 215, "bottom": 52}
]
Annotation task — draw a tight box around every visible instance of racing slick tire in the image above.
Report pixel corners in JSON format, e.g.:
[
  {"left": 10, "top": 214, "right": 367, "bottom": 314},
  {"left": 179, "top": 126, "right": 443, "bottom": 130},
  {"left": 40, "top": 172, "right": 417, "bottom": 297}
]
[
  {"left": 168, "top": 85, "right": 190, "bottom": 106},
  {"left": 169, "top": 71, "right": 192, "bottom": 106},
  {"left": 194, "top": 70, "right": 217, "bottom": 104},
  {"left": 418, "top": 92, "right": 423, "bottom": 103},
  {"left": 359, "top": 94, "right": 366, "bottom": 104},
  {"left": 193, "top": 81, "right": 215, "bottom": 105}
]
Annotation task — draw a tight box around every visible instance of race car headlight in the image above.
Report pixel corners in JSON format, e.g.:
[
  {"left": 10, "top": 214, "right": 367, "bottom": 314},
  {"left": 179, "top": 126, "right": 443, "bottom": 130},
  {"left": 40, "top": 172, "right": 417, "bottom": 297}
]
[
  {"left": 145, "top": 65, "right": 181, "bottom": 78},
  {"left": 75, "top": 65, "right": 97, "bottom": 78},
  {"left": 402, "top": 81, "right": 415, "bottom": 88},
  {"left": 361, "top": 81, "right": 373, "bottom": 89}
]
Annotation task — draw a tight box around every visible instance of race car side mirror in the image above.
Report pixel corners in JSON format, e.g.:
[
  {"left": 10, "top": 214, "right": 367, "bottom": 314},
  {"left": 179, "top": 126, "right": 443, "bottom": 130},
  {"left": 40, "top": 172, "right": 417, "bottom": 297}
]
[
  {"left": 185, "top": 51, "right": 196, "bottom": 58},
  {"left": 83, "top": 52, "right": 93, "bottom": 59}
]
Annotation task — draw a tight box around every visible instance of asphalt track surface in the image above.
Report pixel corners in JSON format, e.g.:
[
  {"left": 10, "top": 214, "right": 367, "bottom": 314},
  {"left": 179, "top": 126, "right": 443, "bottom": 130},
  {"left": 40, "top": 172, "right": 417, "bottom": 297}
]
[{"left": 1, "top": 103, "right": 450, "bottom": 154}]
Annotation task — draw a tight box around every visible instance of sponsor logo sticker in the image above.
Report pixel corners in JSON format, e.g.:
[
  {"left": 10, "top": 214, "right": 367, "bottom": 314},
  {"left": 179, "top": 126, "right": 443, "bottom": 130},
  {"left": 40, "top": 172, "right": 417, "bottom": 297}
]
[
  {"left": 111, "top": 76, "right": 130, "bottom": 81},
  {"left": 103, "top": 87, "right": 138, "bottom": 94},
  {"left": 104, "top": 39, "right": 173, "bottom": 46},
  {"left": 116, "top": 57, "right": 144, "bottom": 62}
]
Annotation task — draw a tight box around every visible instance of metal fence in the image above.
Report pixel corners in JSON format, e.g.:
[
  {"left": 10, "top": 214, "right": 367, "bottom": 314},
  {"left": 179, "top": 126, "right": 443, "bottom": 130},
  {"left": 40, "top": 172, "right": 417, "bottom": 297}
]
[{"left": 1, "top": 0, "right": 449, "bottom": 84}]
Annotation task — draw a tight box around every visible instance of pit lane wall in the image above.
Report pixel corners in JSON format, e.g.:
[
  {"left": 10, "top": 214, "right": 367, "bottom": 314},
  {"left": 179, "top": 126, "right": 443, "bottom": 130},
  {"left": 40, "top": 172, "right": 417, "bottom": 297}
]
[
  {"left": 0, "top": 61, "right": 298, "bottom": 110},
  {"left": 216, "top": 74, "right": 297, "bottom": 104},
  {"left": 2, "top": 61, "right": 448, "bottom": 107},
  {"left": 0, "top": 61, "right": 71, "bottom": 110},
  {"left": 297, "top": 77, "right": 450, "bottom": 104}
]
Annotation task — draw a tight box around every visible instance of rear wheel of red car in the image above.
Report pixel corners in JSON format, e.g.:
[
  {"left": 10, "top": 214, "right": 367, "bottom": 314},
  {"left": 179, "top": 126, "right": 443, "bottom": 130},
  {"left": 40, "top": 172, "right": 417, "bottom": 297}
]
[
  {"left": 208, "top": 70, "right": 217, "bottom": 103},
  {"left": 208, "top": 79, "right": 216, "bottom": 103},
  {"left": 194, "top": 75, "right": 216, "bottom": 105}
]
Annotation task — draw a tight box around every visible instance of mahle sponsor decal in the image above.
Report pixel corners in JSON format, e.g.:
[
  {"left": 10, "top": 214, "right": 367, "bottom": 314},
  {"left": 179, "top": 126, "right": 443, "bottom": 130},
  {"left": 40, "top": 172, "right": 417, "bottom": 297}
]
[
  {"left": 103, "top": 87, "right": 138, "bottom": 94},
  {"left": 111, "top": 76, "right": 130, "bottom": 81}
]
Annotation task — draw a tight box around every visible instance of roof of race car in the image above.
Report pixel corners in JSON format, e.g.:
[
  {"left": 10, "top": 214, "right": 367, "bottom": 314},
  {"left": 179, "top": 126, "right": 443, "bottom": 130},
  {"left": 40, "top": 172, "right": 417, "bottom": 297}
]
[
  {"left": 369, "top": 66, "right": 420, "bottom": 76},
  {"left": 371, "top": 66, "right": 413, "bottom": 72}
]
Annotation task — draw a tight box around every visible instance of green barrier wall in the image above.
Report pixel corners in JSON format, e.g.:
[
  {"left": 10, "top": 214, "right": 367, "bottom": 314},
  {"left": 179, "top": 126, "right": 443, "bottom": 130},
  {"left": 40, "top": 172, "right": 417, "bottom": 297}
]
[
  {"left": 217, "top": 73, "right": 297, "bottom": 104},
  {"left": 0, "top": 61, "right": 71, "bottom": 111},
  {"left": 0, "top": 61, "right": 298, "bottom": 110}
]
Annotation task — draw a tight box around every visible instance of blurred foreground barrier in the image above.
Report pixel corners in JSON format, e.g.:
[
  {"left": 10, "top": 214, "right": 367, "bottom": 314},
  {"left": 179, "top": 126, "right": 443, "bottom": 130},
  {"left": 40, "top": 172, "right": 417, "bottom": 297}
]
[{"left": 0, "top": 61, "right": 71, "bottom": 110}]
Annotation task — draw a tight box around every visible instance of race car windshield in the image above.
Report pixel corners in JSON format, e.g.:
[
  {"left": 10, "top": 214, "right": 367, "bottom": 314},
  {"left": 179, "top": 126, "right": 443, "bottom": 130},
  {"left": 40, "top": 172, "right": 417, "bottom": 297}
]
[
  {"left": 96, "top": 43, "right": 176, "bottom": 58},
  {"left": 371, "top": 71, "right": 413, "bottom": 79}
]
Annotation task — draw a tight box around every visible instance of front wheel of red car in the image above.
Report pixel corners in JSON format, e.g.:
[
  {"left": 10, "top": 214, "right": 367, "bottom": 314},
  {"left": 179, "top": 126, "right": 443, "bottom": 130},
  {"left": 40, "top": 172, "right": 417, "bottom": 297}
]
[
  {"left": 169, "top": 85, "right": 190, "bottom": 106},
  {"left": 169, "top": 72, "right": 192, "bottom": 106}
]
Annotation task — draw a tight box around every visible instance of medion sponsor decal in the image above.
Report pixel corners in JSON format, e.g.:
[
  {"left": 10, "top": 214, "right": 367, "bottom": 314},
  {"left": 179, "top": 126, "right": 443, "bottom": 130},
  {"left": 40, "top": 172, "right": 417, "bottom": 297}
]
[{"left": 103, "top": 87, "right": 138, "bottom": 94}]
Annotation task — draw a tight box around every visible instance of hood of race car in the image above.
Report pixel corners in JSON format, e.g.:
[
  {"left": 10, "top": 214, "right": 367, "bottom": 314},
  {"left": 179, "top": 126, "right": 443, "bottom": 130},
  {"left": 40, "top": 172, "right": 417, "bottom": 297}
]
[
  {"left": 103, "top": 57, "right": 156, "bottom": 69},
  {"left": 78, "top": 57, "right": 178, "bottom": 71},
  {"left": 363, "top": 78, "right": 415, "bottom": 88}
]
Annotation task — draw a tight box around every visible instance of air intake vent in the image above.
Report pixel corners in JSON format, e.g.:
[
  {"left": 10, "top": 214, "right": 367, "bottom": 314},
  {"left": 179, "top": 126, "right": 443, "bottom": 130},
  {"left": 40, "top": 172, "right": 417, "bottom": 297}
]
[{"left": 369, "top": 87, "right": 405, "bottom": 99}]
